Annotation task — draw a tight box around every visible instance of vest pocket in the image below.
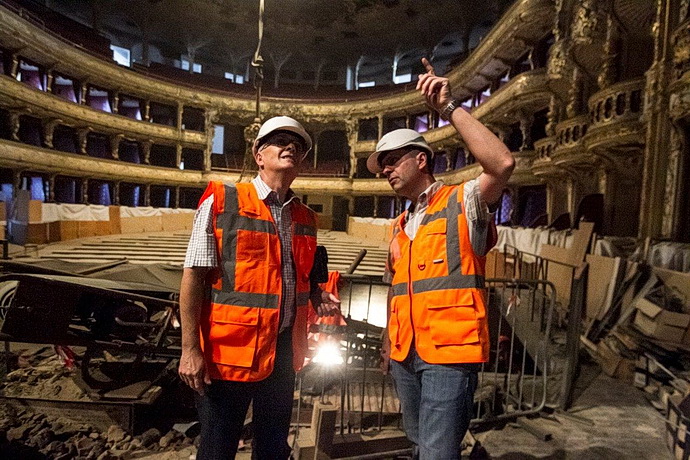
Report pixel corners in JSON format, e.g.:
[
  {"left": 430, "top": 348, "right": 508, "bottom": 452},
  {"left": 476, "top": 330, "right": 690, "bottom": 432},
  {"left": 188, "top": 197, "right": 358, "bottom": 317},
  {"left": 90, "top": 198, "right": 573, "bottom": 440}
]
[
  {"left": 426, "top": 291, "right": 479, "bottom": 345},
  {"left": 237, "top": 229, "right": 269, "bottom": 260},
  {"left": 208, "top": 306, "right": 259, "bottom": 367}
]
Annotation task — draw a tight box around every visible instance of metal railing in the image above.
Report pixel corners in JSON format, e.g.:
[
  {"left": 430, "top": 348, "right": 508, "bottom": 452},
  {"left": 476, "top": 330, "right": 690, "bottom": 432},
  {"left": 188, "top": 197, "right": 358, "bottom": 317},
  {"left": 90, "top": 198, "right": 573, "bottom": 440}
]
[{"left": 291, "top": 275, "right": 560, "bottom": 456}]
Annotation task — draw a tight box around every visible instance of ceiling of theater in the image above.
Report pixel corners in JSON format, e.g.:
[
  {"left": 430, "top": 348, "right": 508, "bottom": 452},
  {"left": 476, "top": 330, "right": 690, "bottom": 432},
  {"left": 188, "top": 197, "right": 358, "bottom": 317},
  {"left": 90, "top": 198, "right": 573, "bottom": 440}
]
[{"left": 43, "top": 0, "right": 516, "bottom": 78}]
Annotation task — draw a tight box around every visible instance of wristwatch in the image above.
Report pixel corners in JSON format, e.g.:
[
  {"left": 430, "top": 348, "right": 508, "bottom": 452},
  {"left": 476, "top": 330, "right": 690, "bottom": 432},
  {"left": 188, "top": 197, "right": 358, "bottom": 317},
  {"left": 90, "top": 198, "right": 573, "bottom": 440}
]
[{"left": 439, "top": 98, "right": 462, "bottom": 121}]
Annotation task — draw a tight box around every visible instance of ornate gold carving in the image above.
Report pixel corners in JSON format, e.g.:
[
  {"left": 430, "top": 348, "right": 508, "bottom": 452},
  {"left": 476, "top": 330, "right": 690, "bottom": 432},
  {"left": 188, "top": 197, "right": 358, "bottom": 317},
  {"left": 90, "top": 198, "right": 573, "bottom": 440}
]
[
  {"left": 672, "top": 18, "right": 690, "bottom": 78},
  {"left": 546, "top": 95, "right": 559, "bottom": 136},
  {"left": 571, "top": 0, "right": 608, "bottom": 46},
  {"left": 547, "top": 39, "right": 570, "bottom": 81},
  {"left": 597, "top": 14, "right": 617, "bottom": 89},
  {"left": 566, "top": 68, "right": 583, "bottom": 118}
]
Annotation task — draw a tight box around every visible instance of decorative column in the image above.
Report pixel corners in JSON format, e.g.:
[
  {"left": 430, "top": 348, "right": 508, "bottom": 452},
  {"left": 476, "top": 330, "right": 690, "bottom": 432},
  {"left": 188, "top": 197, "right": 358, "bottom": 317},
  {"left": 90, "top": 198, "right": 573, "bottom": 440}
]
[
  {"left": 566, "top": 67, "right": 584, "bottom": 118},
  {"left": 518, "top": 113, "right": 534, "bottom": 151},
  {"left": 312, "top": 130, "right": 322, "bottom": 169},
  {"left": 81, "top": 178, "right": 89, "bottom": 204},
  {"left": 203, "top": 109, "right": 218, "bottom": 172},
  {"left": 142, "top": 140, "right": 152, "bottom": 164},
  {"left": 80, "top": 82, "right": 89, "bottom": 105},
  {"left": 8, "top": 111, "right": 21, "bottom": 142},
  {"left": 176, "top": 144, "right": 183, "bottom": 169},
  {"left": 77, "top": 128, "right": 91, "bottom": 154},
  {"left": 9, "top": 52, "right": 19, "bottom": 78},
  {"left": 43, "top": 119, "right": 61, "bottom": 149},
  {"left": 174, "top": 186, "right": 180, "bottom": 209},
  {"left": 48, "top": 174, "right": 56, "bottom": 202},
  {"left": 639, "top": 0, "right": 681, "bottom": 238},
  {"left": 111, "top": 90, "right": 120, "bottom": 114},
  {"left": 45, "top": 68, "right": 55, "bottom": 94},
  {"left": 177, "top": 102, "right": 184, "bottom": 130},
  {"left": 546, "top": 95, "right": 560, "bottom": 136},
  {"left": 110, "top": 133, "right": 123, "bottom": 160},
  {"left": 12, "top": 171, "right": 22, "bottom": 201},
  {"left": 345, "top": 118, "right": 358, "bottom": 179},
  {"left": 143, "top": 100, "right": 151, "bottom": 122},
  {"left": 143, "top": 184, "right": 151, "bottom": 207},
  {"left": 373, "top": 196, "right": 379, "bottom": 218},
  {"left": 113, "top": 181, "right": 121, "bottom": 206},
  {"left": 377, "top": 114, "right": 384, "bottom": 139}
]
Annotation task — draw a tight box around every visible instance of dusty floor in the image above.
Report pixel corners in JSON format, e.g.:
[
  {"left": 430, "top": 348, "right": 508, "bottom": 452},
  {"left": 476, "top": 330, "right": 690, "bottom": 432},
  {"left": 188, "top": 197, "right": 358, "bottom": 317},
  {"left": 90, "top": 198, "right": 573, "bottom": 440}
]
[
  {"left": 131, "top": 373, "right": 670, "bottom": 459},
  {"left": 476, "top": 373, "right": 670, "bottom": 459}
]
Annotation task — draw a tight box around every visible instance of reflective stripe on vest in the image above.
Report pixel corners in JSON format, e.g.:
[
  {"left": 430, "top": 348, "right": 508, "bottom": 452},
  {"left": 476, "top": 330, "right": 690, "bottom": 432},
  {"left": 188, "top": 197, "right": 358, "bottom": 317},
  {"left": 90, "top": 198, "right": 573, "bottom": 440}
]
[
  {"left": 390, "top": 188, "right": 484, "bottom": 297},
  {"left": 213, "top": 184, "right": 280, "bottom": 309}
]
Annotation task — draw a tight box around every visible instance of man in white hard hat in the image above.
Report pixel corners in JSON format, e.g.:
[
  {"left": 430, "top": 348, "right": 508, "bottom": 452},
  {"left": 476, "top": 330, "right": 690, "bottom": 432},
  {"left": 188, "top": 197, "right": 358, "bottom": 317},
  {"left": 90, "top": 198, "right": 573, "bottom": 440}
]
[
  {"left": 373, "top": 59, "right": 514, "bottom": 459},
  {"left": 179, "top": 116, "right": 340, "bottom": 459}
]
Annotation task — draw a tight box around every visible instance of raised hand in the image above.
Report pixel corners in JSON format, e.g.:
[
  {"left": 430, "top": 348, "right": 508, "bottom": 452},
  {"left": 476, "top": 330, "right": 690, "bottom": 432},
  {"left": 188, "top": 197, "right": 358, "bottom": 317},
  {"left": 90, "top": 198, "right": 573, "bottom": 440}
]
[{"left": 416, "top": 57, "right": 452, "bottom": 113}]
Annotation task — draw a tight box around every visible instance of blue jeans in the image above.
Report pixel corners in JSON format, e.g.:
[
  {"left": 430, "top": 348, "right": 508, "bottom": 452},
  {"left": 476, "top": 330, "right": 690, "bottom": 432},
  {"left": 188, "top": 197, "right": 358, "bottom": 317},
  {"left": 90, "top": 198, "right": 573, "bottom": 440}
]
[
  {"left": 390, "top": 346, "right": 479, "bottom": 460},
  {"left": 196, "top": 331, "right": 295, "bottom": 460}
]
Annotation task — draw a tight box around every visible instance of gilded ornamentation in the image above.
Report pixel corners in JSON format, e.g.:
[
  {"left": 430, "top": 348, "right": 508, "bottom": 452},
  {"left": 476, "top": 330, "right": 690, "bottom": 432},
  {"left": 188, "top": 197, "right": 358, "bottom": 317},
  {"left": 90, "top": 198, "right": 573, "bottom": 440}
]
[
  {"left": 571, "top": 0, "right": 608, "bottom": 46},
  {"left": 547, "top": 39, "right": 570, "bottom": 81},
  {"left": 566, "top": 68, "right": 583, "bottom": 118},
  {"left": 672, "top": 21, "right": 690, "bottom": 78},
  {"left": 597, "top": 14, "right": 617, "bottom": 89}
]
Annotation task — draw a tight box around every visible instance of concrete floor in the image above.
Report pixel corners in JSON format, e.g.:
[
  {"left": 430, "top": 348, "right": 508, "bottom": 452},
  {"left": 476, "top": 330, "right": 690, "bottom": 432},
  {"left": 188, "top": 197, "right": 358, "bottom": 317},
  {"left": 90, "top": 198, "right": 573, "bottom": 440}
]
[{"left": 476, "top": 373, "right": 670, "bottom": 459}]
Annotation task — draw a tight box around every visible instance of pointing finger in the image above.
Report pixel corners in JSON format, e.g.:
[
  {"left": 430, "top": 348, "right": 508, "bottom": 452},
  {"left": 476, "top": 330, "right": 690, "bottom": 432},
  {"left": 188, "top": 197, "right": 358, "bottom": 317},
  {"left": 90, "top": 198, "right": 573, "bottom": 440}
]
[{"left": 422, "top": 57, "right": 435, "bottom": 76}]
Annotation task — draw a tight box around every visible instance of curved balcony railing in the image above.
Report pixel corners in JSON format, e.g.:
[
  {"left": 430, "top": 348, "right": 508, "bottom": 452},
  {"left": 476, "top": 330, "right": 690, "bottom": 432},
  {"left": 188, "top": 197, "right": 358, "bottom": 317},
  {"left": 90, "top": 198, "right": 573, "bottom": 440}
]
[
  {"left": 534, "top": 136, "right": 557, "bottom": 160},
  {"left": 0, "top": 75, "right": 206, "bottom": 147},
  {"left": 554, "top": 115, "right": 589, "bottom": 154},
  {"left": 588, "top": 78, "right": 644, "bottom": 128}
]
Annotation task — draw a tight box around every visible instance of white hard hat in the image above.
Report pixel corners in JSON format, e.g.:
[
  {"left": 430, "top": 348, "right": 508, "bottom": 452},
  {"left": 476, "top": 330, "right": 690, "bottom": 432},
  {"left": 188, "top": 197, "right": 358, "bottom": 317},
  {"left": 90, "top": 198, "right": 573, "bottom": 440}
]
[
  {"left": 366, "top": 128, "right": 433, "bottom": 173},
  {"left": 254, "top": 116, "right": 312, "bottom": 158}
]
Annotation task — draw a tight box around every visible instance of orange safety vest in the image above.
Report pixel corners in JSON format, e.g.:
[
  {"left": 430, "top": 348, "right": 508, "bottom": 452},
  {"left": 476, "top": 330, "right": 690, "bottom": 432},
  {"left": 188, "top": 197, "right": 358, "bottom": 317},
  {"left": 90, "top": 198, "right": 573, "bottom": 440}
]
[
  {"left": 387, "top": 183, "right": 494, "bottom": 364},
  {"left": 198, "top": 181, "right": 317, "bottom": 382}
]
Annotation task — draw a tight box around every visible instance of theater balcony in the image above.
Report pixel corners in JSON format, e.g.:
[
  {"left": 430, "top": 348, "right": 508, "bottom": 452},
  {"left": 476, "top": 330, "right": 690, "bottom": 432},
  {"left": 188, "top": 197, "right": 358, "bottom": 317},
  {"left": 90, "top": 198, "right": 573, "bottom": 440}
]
[{"left": 584, "top": 78, "right": 645, "bottom": 160}]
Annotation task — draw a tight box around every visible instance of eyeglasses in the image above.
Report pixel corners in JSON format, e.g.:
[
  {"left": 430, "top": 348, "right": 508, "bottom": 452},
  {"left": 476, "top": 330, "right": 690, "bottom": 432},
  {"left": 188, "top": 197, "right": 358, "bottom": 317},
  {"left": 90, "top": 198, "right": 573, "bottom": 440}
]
[
  {"left": 379, "top": 150, "right": 417, "bottom": 170},
  {"left": 261, "top": 132, "right": 307, "bottom": 154}
]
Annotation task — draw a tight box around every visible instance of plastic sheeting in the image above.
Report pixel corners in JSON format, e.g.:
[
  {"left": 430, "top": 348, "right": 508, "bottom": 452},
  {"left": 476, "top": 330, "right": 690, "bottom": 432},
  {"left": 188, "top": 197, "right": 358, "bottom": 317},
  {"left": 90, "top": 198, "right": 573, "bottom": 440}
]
[
  {"left": 119, "top": 207, "right": 195, "bottom": 217},
  {"left": 350, "top": 216, "right": 393, "bottom": 226},
  {"left": 41, "top": 203, "right": 110, "bottom": 222}
]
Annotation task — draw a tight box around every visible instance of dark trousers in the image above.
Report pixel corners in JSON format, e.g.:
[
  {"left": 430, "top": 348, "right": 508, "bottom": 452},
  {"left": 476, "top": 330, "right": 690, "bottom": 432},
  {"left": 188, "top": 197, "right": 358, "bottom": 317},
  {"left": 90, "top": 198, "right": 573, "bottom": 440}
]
[{"left": 196, "top": 332, "right": 295, "bottom": 460}]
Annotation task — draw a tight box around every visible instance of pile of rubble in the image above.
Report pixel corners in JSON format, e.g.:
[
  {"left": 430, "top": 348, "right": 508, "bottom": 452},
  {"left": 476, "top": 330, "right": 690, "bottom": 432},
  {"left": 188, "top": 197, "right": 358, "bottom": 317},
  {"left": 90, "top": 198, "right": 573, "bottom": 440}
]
[
  {"left": 0, "top": 347, "right": 200, "bottom": 459},
  {"left": 0, "top": 405, "right": 197, "bottom": 459}
]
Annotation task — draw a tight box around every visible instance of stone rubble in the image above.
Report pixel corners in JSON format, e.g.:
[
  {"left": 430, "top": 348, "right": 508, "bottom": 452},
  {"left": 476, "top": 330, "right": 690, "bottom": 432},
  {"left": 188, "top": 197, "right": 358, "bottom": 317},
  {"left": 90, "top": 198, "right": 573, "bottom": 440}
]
[{"left": 0, "top": 349, "right": 200, "bottom": 459}]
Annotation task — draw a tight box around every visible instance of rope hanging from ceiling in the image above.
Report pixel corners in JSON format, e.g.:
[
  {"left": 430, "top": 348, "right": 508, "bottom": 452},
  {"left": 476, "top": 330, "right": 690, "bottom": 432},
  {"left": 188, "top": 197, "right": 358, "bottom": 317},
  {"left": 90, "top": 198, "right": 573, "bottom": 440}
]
[{"left": 239, "top": 0, "right": 265, "bottom": 182}]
